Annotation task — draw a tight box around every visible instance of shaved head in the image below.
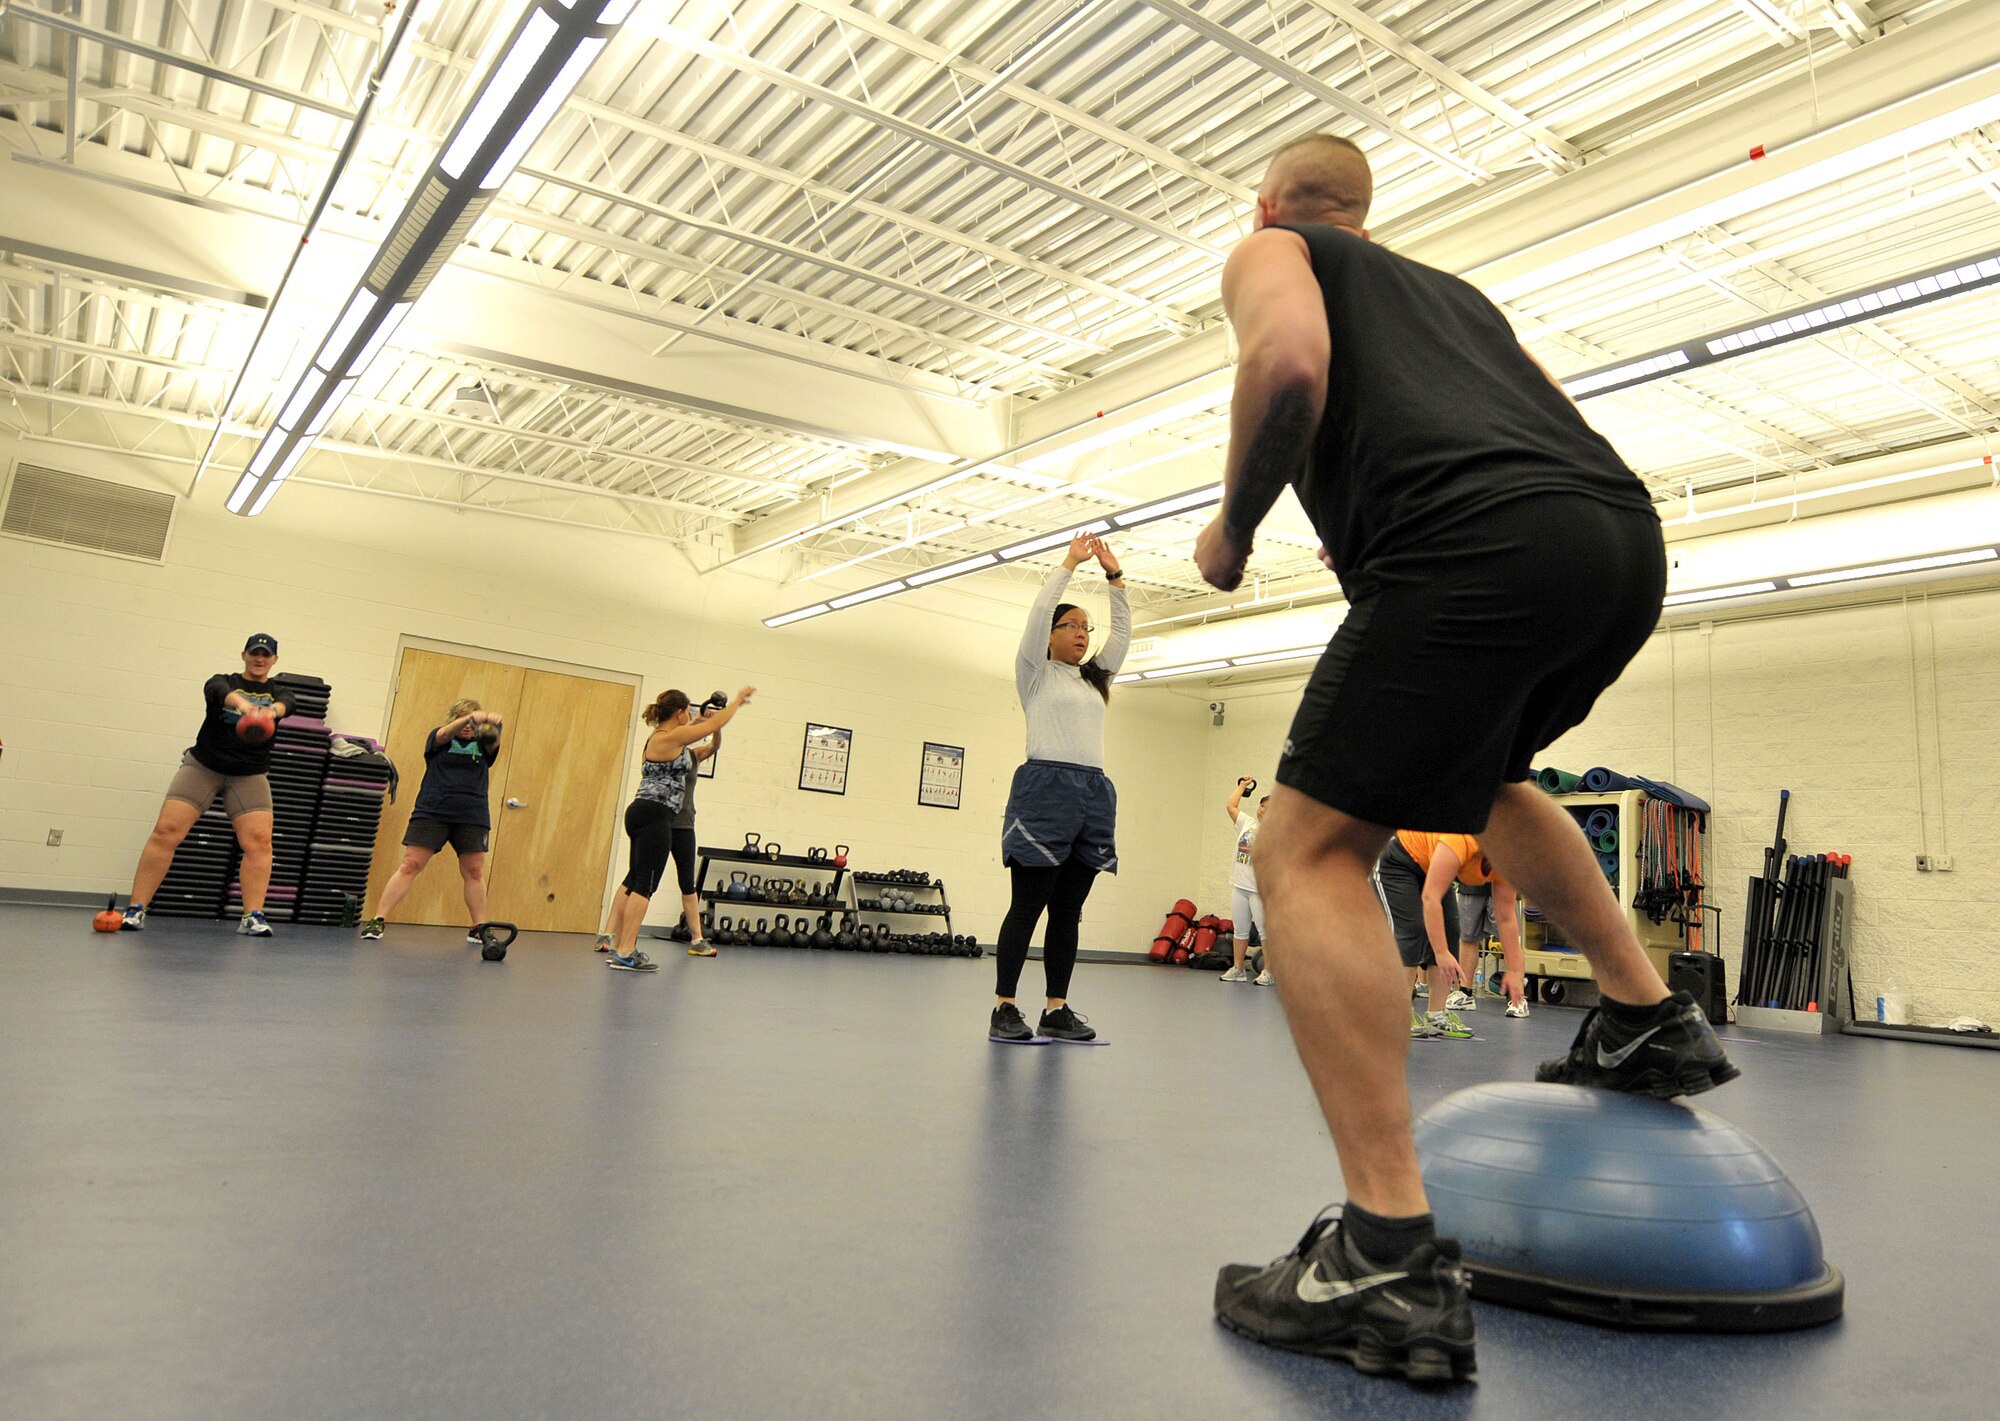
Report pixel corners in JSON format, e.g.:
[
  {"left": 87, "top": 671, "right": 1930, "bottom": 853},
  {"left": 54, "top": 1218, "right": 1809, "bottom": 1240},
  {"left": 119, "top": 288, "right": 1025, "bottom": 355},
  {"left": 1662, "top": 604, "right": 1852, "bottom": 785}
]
[{"left": 1259, "top": 134, "right": 1373, "bottom": 228}]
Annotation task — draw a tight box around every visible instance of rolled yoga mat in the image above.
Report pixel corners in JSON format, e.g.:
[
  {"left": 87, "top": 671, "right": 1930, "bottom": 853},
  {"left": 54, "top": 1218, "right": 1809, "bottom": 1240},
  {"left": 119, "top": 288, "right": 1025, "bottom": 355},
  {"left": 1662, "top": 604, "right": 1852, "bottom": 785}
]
[
  {"left": 1537, "top": 767, "right": 1583, "bottom": 794},
  {"left": 1584, "top": 808, "right": 1617, "bottom": 837},
  {"left": 1582, "top": 767, "right": 1643, "bottom": 793},
  {"left": 1594, "top": 829, "right": 1619, "bottom": 854},
  {"left": 1596, "top": 852, "right": 1620, "bottom": 879}
]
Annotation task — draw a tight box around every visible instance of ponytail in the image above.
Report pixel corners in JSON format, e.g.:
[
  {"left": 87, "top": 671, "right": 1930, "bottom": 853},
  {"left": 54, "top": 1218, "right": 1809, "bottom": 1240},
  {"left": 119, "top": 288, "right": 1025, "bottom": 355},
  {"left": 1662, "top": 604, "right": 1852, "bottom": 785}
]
[{"left": 644, "top": 689, "right": 690, "bottom": 726}]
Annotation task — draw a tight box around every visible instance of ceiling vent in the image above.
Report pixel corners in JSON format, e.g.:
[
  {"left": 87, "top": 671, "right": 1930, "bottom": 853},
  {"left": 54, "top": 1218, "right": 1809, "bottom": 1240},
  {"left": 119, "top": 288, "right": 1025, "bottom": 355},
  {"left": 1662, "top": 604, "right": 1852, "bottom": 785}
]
[
  {"left": 450, "top": 382, "right": 497, "bottom": 417},
  {"left": 2, "top": 462, "right": 175, "bottom": 562}
]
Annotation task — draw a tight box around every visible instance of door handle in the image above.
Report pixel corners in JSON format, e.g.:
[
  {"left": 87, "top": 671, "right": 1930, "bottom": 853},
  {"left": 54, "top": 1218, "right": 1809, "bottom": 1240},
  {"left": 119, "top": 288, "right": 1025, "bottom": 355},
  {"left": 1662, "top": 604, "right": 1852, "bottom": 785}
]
[{"left": 506, "top": 798, "right": 529, "bottom": 809}]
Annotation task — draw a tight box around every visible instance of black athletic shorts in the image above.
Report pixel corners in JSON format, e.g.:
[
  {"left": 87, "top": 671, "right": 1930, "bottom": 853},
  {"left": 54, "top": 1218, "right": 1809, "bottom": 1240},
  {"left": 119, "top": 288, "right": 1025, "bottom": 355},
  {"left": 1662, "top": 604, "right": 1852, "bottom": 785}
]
[
  {"left": 403, "top": 817, "right": 489, "bottom": 854},
  {"left": 1375, "top": 838, "right": 1462, "bottom": 970},
  {"left": 1278, "top": 492, "right": 1665, "bottom": 832}
]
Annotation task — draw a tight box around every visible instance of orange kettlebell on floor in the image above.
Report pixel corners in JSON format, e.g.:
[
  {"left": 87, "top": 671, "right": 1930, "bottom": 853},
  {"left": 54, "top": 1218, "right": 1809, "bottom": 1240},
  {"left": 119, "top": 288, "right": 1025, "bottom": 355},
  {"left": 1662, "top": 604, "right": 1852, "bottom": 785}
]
[
  {"left": 92, "top": 895, "right": 121, "bottom": 932},
  {"left": 236, "top": 709, "right": 276, "bottom": 744}
]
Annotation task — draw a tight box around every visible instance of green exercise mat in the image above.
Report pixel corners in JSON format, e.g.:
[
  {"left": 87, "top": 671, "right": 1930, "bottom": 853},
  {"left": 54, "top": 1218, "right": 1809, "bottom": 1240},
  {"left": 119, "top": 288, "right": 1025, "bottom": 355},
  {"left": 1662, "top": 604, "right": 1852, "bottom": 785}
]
[
  {"left": 1537, "top": 767, "right": 1582, "bottom": 794},
  {"left": 1594, "top": 828, "right": 1619, "bottom": 854}
]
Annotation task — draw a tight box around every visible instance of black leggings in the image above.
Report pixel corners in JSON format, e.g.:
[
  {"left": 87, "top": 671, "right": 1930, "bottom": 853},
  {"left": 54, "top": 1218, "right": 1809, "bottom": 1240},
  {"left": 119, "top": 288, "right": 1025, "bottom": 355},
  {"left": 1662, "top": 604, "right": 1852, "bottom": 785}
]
[
  {"left": 670, "top": 826, "right": 698, "bottom": 896},
  {"left": 621, "top": 800, "right": 674, "bottom": 898},
  {"left": 995, "top": 858, "right": 1099, "bottom": 1001}
]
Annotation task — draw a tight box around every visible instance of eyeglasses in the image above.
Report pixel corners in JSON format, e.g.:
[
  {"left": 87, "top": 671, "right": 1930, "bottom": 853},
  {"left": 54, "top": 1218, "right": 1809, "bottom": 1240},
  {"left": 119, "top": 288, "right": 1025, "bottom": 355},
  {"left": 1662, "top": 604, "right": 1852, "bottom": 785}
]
[{"left": 1054, "top": 621, "right": 1094, "bottom": 634}]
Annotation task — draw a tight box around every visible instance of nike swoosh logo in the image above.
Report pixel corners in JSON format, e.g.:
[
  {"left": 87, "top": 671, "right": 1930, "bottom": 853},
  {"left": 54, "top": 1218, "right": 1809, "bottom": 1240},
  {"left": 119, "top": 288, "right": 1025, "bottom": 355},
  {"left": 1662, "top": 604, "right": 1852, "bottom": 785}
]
[
  {"left": 1597, "top": 1022, "right": 1669, "bottom": 1068},
  {"left": 1295, "top": 1265, "right": 1409, "bottom": 1304}
]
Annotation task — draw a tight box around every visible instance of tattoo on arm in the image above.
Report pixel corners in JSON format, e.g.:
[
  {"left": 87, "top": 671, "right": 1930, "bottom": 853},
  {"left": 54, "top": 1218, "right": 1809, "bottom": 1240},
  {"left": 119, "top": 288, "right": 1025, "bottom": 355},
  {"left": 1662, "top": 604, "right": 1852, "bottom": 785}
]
[{"left": 1223, "top": 388, "right": 1315, "bottom": 542}]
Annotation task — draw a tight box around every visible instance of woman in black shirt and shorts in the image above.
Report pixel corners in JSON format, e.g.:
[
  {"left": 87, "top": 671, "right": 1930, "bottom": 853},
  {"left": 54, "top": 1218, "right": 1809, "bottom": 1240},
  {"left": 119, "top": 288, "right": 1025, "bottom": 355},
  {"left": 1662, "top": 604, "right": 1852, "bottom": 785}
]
[{"left": 360, "top": 698, "right": 502, "bottom": 944}]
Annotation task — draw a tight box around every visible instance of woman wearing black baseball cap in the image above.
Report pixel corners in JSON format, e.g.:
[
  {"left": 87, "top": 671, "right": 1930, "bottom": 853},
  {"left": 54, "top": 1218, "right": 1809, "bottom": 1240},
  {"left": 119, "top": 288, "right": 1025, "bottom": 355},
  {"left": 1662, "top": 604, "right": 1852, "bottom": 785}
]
[{"left": 114, "top": 634, "right": 290, "bottom": 937}]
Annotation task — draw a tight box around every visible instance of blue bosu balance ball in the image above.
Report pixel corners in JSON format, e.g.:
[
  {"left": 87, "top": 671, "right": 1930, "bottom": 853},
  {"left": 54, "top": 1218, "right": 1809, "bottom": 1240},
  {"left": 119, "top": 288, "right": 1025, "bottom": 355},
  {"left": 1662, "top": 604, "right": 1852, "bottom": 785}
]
[{"left": 1413, "top": 1082, "right": 1842, "bottom": 1331}]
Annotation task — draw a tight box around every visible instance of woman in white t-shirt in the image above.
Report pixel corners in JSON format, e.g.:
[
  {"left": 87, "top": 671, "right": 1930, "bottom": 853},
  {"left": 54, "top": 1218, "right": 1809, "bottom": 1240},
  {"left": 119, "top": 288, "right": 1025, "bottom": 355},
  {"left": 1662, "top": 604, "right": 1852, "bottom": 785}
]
[{"left": 1220, "top": 776, "right": 1273, "bottom": 985}]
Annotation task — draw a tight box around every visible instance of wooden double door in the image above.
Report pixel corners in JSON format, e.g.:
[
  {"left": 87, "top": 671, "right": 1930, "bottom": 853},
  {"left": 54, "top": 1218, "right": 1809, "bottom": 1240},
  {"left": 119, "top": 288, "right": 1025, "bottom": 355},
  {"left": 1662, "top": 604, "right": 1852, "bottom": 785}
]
[{"left": 369, "top": 647, "right": 636, "bottom": 933}]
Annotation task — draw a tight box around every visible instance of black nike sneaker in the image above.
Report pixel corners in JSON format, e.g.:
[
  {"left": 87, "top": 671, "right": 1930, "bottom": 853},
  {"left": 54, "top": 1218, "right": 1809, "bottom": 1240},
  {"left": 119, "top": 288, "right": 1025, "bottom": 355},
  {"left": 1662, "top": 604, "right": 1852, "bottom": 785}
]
[
  {"left": 1215, "top": 1207, "right": 1476, "bottom": 1384},
  {"left": 1038, "top": 1005, "right": 1097, "bottom": 1042},
  {"left": 1535, "top": 989, "right": 1740, "bottom": 1098},
  {"left": 989, "top": 1002, "right": 1038, "bottom": 1043}
]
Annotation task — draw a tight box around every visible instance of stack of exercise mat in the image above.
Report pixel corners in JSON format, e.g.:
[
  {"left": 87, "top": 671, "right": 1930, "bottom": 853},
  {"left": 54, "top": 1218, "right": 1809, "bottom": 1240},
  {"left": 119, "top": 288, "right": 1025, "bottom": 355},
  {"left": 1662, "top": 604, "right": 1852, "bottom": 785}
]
[
  {"left": 229, "top": 708, "right": 332, "bottom": 923},
  {"left": 297, "top": 736, "right": 393, "bottom": 926},
  {"left": 150, "top": 799, "right": 238, "bottom": 919}
]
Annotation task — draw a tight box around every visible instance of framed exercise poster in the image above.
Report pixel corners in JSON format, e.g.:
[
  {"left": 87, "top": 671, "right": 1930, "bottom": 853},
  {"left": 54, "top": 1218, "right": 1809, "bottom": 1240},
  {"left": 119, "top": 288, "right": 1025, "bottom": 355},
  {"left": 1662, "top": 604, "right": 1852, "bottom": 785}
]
[
  {"left": 697, "top": 744, "right": 718, "bottom": 779},
  {"left": 918, "top": 742, "right": 964, "bottom": 810},
  {"left": 799, "top": 722, "right": 852, "bottom": 795}
]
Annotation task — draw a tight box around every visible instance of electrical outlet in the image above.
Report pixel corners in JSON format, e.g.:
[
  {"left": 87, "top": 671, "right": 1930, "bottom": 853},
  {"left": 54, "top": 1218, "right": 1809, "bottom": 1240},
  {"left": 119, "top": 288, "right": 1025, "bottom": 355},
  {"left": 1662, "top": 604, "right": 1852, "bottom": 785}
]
[{"left": 46, "top": 829, "right": 63, "bottom": 847}]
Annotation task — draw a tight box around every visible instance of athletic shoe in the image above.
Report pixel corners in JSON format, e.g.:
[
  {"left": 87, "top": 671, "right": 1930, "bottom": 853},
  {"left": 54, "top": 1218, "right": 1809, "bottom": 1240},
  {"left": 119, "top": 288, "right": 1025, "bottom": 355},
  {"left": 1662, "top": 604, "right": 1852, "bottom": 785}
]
[
  {"left": 1445, "top": 989, "right": 1477, "bottom": 1012},
  {"left": 687, "top": 941, "right": 718, "bottom": 957},
  {"left": 1428, "top": 1010, "right": 1474, "bottom": 1040},
  {"left": 1214, "top": 1206, "right": 1477, "bottom": 1384},
  {"left": 237, "top": 911, "right": 273, "bottom": 938},
  {"left": 119, "top": 904, "right": 147, "bottom": 932},
  {"left": 465, "top": 931, "right": 485, "bottom": 948},
  {"left": 1409, "top": 1011, "right": 1441, "bottom": 1040},
  {"left": 360, "top": 917, "right": 386, "bottom": 941},
  {"left": 1414, "top": 982, "right": 1428, "bottom": 998},
  {"left": 1535, "top": 989, "right": 1739, "bottom": 1098},
  {"left": 593, "top": 934, "right": 613, "bottom": 954},
  {"left": 606, "top": 950, "right": 658, "bottom": 972},
  {"left": 1220, "top": 964, "right": 1255, "bottom": 983},
  {"left": 1039, "top": 1005, "right": 1097, "bottom": 1043},
  {"left": 989, "top": 1003, "right": 1037, "bottom": 1043},
  {"left": 1255, "top": 968, "right": 1274, "bottom": 987},
  {"left": 1505, "top": 1000, "right": 1530, "bottom": 1019}
]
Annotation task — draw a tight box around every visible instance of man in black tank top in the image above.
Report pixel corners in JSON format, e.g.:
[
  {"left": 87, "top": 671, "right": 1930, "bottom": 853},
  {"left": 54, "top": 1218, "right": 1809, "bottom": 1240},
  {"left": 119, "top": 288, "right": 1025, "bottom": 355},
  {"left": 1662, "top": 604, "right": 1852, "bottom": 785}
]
[{"left": 1199, "top": 135, "right": 1738, "bottom": 1384}]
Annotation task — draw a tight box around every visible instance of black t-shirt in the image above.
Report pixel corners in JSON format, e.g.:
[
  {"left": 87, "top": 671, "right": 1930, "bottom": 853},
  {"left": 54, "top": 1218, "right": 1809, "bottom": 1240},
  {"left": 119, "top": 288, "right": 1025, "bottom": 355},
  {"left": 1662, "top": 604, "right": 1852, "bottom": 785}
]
[
  {"left": 1276, "top": 224, "right": 1654, "bottom": 594},
  {"left": 189, "top": 674, "right": 284, "bottom": 775},
  {"left": 410, "top": 727, "right": 499, "bottom": 827}
]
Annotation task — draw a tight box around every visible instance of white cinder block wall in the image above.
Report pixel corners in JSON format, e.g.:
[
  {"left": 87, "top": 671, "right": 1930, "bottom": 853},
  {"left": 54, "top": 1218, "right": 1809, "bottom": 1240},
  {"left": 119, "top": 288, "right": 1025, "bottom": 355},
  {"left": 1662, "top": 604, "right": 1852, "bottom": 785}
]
[
  {"left": 1171, "top": 587, "right": 2000, "bottom": 1028},
  {"left": 0, "top": 458, "right": 1208, "bottom": 955}
]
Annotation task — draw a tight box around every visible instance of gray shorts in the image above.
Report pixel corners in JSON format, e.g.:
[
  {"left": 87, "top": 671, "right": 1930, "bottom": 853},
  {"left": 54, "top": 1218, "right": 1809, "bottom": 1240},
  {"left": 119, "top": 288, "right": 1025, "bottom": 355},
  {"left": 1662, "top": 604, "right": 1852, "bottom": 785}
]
[
  {"left": 1375, "top": 839, "right": 1459, "bottom": 970},
  {"left": 1457, "top": 885, "right": 1497, "bottom": 944},
  {"left": 165, "top": 751, "right": 273, "bottom": 819}
]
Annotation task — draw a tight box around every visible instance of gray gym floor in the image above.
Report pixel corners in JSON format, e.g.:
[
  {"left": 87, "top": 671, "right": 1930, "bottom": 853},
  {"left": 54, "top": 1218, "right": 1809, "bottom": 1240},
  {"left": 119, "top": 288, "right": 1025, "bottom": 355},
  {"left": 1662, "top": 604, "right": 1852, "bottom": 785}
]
[{"left": 2, "top": 904, "right": 1992, "bottom": 1420}]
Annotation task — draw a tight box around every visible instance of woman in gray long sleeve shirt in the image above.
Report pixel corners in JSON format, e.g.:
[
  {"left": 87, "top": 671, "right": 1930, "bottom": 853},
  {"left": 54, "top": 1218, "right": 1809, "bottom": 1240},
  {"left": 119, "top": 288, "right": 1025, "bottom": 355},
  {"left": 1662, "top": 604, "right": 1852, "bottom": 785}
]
[{"left": 989, "top": 534, "right": 1131, "bottom": 1044}]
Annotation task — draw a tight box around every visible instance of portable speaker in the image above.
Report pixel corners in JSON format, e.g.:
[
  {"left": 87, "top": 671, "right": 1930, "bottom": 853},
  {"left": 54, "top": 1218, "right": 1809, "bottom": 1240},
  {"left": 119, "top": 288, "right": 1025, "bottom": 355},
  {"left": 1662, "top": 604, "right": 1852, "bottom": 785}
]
[{"left": 1669, "top": 951, "right": 1729, "bottom": 1024}]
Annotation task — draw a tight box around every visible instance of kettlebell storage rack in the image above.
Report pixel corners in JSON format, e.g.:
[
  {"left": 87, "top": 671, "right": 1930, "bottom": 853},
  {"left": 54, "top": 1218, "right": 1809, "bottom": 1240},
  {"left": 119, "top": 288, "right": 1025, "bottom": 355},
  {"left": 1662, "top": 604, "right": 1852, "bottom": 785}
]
[
  {"left": 683, "top": 843, "right": 853, "bottom": 941},
  {"left": 849, "top": 869, "right": 954, "bottom": 951}
]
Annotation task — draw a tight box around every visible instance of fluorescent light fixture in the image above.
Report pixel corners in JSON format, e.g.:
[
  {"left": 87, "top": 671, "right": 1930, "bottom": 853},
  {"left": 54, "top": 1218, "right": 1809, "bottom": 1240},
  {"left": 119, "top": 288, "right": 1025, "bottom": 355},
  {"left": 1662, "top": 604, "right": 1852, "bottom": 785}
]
[
  {"left": 322, "top": 290, "right": 379, "bottom": 365},
  {"left": 229, "top": 3, "right": 630, "bottom": 518},
  {"left": 828, "top": 581, "right": 907, "bottom": 609},
  {"left": 439, "top": 10, "right": 562, "bottom": 180},
  {"left": 1113, "top": 672, "right": 1143, "bottom": 684},
  {"left": 1111, "top": 483, "right": 1224, "bottom": 527},
  {"left": 479, "top": 35, "right": 605, "bottom": 188},
  {"left": 276, "top": 368, "right": 330, "bottom": 432},
  {"left": 907, "top": 553, "right": 999, "bottom": 586},
  {"left": 1785, "top": 548, "right": 1998, "bottom": 588},
  {"left": 1228, "top": 646, "right": 1324, "bottom": 666},
  {"left": 247, "top": 479, "right": 286, "bottom": 517},
  {"left": 1661, "top": 581, "right": 1780, "bottom": 607},
  {"left": 225, "top": 470, "right": 259, "bottom": 513},
  {"left": 765, "top": 603, "right": 832, "bottom": 627},
  {"left": 352, "top": 300, "right": 415, "bottom": 371},
  {"left": 1142, "top": 660, "right": 1231, "bottom": 679},
  {"left": 305, "top": 379, "right": 357, "bottom": 438},
  {"left": 998, "top": 528, "right": 1087, "bottom": 560},
  {"left": 1557, "top": 246, "right": 2000, "bottom": 400}
]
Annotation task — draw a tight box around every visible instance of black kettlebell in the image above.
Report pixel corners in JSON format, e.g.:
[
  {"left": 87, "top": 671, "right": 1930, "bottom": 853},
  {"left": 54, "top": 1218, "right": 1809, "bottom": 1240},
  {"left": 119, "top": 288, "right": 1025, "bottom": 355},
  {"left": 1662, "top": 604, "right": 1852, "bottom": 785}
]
[
  {"left": 471, "top": 921, "right": 517, "bottom": 962},
  {"left": 813, "top": 919, "right": 835, "bottom": 950},
  {"left": 743, "top": 832, "right": 761, "bottom": 854},
  {"left": 965, "top": 934, "right": 980, "bottom": 958},
  {"left": 807, "top": 847, "right": 826, "bottom": 865},
  {"left": 837, "top": 920, "right": 857, "bottom": 950},
  {"left": 765, "top": 842, "right": 783, "bottom": 862},
  {"left": 755, "top": 917, "right": 774, "bottom": 948}
]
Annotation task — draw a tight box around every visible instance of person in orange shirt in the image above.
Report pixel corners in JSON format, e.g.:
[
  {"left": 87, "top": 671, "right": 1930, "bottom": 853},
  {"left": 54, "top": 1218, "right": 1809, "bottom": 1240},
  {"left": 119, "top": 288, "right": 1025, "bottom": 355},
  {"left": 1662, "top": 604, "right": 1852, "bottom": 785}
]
[{"left": 1375, "top": 831, "right": 1520, "bottom": 1037}]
